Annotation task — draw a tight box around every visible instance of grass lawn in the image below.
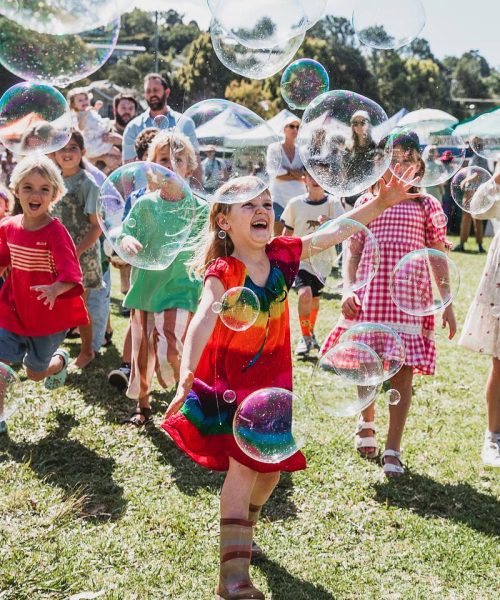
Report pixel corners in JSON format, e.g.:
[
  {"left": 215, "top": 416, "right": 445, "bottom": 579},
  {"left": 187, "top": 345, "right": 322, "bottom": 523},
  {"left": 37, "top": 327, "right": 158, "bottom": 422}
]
[{"left": 0, "top": 238, "right": 499, "bottom": 600}]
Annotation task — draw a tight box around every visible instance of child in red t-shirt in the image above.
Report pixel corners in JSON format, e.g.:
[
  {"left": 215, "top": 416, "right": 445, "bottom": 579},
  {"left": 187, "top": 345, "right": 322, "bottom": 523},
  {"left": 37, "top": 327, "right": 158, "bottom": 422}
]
[{"left": 0, "top": 154, "right": 88, "bottom": 432}]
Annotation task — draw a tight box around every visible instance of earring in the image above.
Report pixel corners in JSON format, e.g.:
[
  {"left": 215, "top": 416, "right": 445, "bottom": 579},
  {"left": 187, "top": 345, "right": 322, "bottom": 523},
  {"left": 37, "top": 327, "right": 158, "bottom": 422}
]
[{"left": 217, "top": 230, "right": 226, "bottom": 240}]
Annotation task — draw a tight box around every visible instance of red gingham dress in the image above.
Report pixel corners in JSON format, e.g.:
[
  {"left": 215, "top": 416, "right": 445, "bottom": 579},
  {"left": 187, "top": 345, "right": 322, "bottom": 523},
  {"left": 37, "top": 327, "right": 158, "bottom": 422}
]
[{"left": 321, "top": 194, "right": 448, "bottom": 375}]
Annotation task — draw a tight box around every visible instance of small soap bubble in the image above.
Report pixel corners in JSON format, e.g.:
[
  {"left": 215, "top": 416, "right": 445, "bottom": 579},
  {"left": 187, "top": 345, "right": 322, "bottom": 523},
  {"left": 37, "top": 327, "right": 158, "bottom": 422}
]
[
  {"left": 431, "top": 212, "right": 448, "bottom": 229},
  {"left": 153, "top": 114, "right": 168, "bottom": 129},
  {"left": 212, "top": 301, "right": 223, "bottom": 314},
  {"left": 0, "top": 362, "right": 22, "bottom": 422},
  {"left": 223, "top": 389, "right": 236, "bottom": 403},
  {"left": 450, "top": 166, "right": 495, "bottom": 214},
  {"left": 219, "top": 287, "right": 260, "bottom": 331},
  {"left": 280, "top": 59, "right": 329, "bottom": 110},
  {"left": 387, "top": 389, "right": 401, "bottom": 406}
]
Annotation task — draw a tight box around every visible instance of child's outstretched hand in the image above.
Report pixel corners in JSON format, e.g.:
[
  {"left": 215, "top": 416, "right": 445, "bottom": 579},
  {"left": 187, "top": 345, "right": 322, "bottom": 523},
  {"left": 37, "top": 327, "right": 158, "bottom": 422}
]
[
  {"left": 376, "top": 164, "right": 422, "bottom": 208},
  {"left": 120, "top": 235, "right": 143, "bottom": 255},
  {"left": 341, "top": 292, "right": 362, "bottom": 319},
  {"left": 31, "top": 283, "right": 60, "bottom": 310},
  {"left": 164, "top": 371, "right": 194, "bottom": 419},
  {"left": 442, "top": 305, "right": 457, "bottom": 340}
]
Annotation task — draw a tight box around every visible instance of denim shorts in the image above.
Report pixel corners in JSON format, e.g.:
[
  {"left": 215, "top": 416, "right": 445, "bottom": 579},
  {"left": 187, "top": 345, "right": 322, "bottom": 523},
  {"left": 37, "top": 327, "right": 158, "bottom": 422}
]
[
  {"left": 273, "top": 203, "right": 285, "bottom": 223},
  {"left": 0, "top": 328, "right": 66, "bottom": 373}
]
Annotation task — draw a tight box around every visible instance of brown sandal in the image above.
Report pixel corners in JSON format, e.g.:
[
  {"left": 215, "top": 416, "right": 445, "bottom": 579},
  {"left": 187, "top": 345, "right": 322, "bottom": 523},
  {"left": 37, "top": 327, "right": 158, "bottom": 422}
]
[{"left": 122, "top": 406, "right": 152, "bottom": 428}]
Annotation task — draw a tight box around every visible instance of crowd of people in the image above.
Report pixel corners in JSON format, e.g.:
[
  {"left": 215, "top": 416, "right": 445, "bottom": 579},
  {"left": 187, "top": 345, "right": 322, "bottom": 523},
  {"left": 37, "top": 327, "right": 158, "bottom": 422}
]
[{"left": 0, "top": 71, "right": 499, "bottom": 599}]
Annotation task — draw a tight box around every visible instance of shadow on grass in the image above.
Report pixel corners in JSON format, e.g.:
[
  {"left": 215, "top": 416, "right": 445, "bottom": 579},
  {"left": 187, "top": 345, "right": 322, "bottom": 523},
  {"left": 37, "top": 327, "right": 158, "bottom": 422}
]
[
  {"left": 257, "top": 557, "right": 334, "bottom": 600},
  {"left": 0, "top": 411, "right": 126, "bottom": 522},
  {"left": 373, "top": 472, "right": 500, "bottom": 536}
]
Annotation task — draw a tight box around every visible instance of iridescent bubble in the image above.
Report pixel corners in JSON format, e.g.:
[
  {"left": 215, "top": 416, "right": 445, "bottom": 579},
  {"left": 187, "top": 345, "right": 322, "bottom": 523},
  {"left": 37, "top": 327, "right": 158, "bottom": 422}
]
[
  {"left": 223, "top": 389, "right": 236, "bottom": 404},
  {"left": 431, "top": 212, "right": 448, "bottom": 229},
  {"left": 390, "top": 248, "right": 460, "bottom": 317},
  {"left": 386, "top": 123, "right": 466, "bottom": 187},
  {"left": 210, "top": 17, "right": 305, "bottom": 80},
  {"left": 97, "top": 162, "right": 200, "bottom": 271},
  {"left": 297, "top": 90, "right": 392, "bottom": 197},
  {"left": 309, "top": 217, "right": 380, "bottom": 294},
  {"left": 387, "top": 389, "right": 401, "bottom": 406},
  {"left": 233, "top": 387, "right": 308, "bottom": 463},
  {"left": 339, "top": 323, "right": 406, "bottom": 382},
  {"left": 0, "top": 362, "right": 22, "bottom": 422},
  {"left": 212, "top": 301, "right": 223, "bottom": 314},
  {"left": 469, "top": 112, "right": 500, "bottom": 161},
  {"left": 218, "top": 286, "right": 260, "bottom": 331},
  {"left": 450, "top": 167, "right": 495, "bottom": 214},
  {"left": 280, "top": 59, "right": 329, "bottom": 110},
  {"left": 326, "top": 341, "right": 384, "bottom": 386},
  {"left": 352, "top": 0, "right": 426, "bottom": 50},
  {"left": 174, "top": 99, "right": 280, "bottom": 203},
  {"left": 0, "top": 82, "right": 72, "bottom": 155},
  {"left": 312, "top": 353, "right": 380, "bottom": 418},
  {"left": 153, "top": 114, "right": 169, "bottom": 129},
  {"left": 0, "top": 0, "right": 124, "bottom": 35},
  {"left": 0, "top": 15, "right": 119, "bottom": 87}
]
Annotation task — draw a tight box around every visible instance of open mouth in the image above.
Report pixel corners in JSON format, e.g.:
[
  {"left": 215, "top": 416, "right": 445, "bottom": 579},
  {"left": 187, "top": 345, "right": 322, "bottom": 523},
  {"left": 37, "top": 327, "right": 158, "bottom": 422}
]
[
  {"left": 251, "top": 219, "right": 268, "bottom": 230},
  {"left": 28, "top": 202, "right": 41, "bottom": 211}
]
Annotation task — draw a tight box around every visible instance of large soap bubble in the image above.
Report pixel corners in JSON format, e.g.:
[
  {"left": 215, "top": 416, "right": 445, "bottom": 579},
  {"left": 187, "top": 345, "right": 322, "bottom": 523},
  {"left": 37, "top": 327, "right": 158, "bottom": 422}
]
[
  {"left": 297, "top": 90, "right": 392, "bottom": 197},
  {"left": 309, "top": 217, "right": 380, "bottom": 293},
  {"left": 0, "top": 362, "right": 22, "bottom": 422},
  {"left": 210, "top": 17, "right": 305, "bottom": 80},
  {"left": 312, "top": 352, "right": 380, "bottom": 417},
  {"left": 175, "top": 99, "right": 280, "bottom": 204},
  {"left": 0, "top": 82, "right": 72, "bottom": 155},
  {"left": 352, "top": 0, "right": 426, "bottom": 50},
  {"left": 450, "top": 166, "right": 495, "bottom": 214},
  {"left": 0, "top": 0, "right": 124, "bottom": 35},
  {"left": 469, "top": 112, "right": 500, "bottom": 161},
  {"left": 280, "top": 59, "right": 329, "bottom": 110},
  {"left": 233, "top": 387, "right": 308, "bottom": 463},
  {"left": 326, "top": 341, "right": 384, "bottom": 386},
  {"left": 390, "top": 248, "right": 460, "bottom": 317},
  {"left": 339, "top": 323, "right": 406, "bottom": 381},
  {"left": 97, "top": 162, "right": 198, "bottom": 271},
  {"left": 218, "top": 286, "right": 260, "bottom": 331},
  {"left": 0, "top": 16, "right": 119, "bottom": 87},
  {"left": 386, "top": 123, "right": 466, "bottom": 187}
]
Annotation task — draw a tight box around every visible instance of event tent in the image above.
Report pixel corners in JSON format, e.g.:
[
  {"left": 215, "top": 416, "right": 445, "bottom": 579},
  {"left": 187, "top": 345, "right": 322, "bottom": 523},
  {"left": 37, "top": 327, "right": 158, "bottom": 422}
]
[{"left": 397, "top": 108, "right": 458, "bottom": 127}]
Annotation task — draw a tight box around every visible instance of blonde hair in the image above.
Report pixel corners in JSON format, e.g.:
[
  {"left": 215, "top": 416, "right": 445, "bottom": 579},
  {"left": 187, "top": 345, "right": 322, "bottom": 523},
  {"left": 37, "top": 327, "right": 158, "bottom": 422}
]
[
  {"left": 67, "top": 87, "right": 90, "bottom": 110},
  {"left": 147, "top": 131, "right": 197, "bottom": 175},
  {"left": 189, "top": 177, "right": 271, "bottom": 277},
  {"left": 10, "top": 153, "right": 67, "bottom": 206}
]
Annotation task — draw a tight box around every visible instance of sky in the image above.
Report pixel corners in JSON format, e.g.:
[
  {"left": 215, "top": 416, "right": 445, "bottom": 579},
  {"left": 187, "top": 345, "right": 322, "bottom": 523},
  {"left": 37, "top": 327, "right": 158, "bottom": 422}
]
[{"left": 137, "top": 0, "right": 500, "bottom": 67}]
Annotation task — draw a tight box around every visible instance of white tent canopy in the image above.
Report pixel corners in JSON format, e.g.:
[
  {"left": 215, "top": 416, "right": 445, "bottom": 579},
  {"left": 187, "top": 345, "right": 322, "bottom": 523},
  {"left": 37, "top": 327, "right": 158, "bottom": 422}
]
[
  {"left": 223, "top": 109, "right": 298, "bottom": 147},
  {"left": 453, "top": 108, "right": 500, "bottom": 138},
  {"left": 195, "top": 107, "right": 255, "bottom": 144},
  {"left": 398, "top": 108, "right": 458, "bottom": 127}
]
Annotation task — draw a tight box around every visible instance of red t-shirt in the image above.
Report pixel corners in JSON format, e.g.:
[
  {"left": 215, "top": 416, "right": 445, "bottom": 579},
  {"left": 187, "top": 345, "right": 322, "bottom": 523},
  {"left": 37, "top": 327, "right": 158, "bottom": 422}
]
[{"left": 0, "top": 215, "right": 89, "bottom": 336}]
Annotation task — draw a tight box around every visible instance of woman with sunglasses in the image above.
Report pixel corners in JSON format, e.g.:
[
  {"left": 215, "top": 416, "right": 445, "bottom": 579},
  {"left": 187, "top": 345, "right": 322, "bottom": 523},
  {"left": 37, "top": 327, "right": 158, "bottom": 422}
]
[
  {"left": 344, "top": 110, "right": 378, "bottom": 205},
  {"left": 266, "top": 116, "right": 306, "bottom": 235}
]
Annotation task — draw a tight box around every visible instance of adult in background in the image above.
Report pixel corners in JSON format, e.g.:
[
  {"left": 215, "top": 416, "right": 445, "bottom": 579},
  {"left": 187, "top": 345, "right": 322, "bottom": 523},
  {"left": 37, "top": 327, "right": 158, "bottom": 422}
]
[
  {"left": 266, "top": 115, "right": 306, "bottom": 235},
  {"left": 122, "top": 73, "right": 199, "bottom": 164},
  {"left": 103, "top": 92, "right": 138, "bottom": 155}
]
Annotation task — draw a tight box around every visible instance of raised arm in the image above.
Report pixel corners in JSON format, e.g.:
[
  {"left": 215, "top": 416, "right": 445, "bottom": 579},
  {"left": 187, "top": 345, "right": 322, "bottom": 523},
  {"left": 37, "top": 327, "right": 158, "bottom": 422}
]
[{"left": 164, "top": 276, "right": 225, "bottom": 417}]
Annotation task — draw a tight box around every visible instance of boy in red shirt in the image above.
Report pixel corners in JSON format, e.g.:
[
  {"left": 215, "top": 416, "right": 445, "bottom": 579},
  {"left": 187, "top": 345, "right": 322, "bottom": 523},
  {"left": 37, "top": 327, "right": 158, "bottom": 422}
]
[{"left": 0, "top": 155, "right": 88, "bottom": 432}]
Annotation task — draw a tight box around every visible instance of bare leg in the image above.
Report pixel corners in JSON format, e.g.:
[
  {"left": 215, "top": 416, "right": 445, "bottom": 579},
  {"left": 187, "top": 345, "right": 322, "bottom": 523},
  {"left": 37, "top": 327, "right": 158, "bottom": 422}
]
[
  {"left": 357, "top": 400, "right": 376, "bottom": 456},
  {"left": 459, "top": 212, "right": 472, "bottom": 246},
  {"left": 72, "top": 291, "right": 95, "bottom": 369},
  {"left": 384, "top": 365, "right": 413, "bottom": 475},
  {"left": 473, "top": 218, "right": 484, "bottom": 247},
  {"left": 122, "top": 322, "right": 132, "bottom": 363},
  {"left": 250, "top": 471, "right": 280, "bottom": 508},
  {"left": 486, "top": 357, "right": 500, "bottom": 433},
  {"left": 26, "top": 353, "right": 64, "bottom": 381},
  {"left": 297, "top": 286, "right": 313, "bottom": 330},
  {"left": 220, "top": 458, "right": 259, "bottom": 519}
]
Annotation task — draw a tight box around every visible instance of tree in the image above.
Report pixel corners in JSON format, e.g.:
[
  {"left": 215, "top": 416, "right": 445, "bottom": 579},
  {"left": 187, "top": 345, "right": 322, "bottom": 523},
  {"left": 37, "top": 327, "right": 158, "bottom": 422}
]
[{"left": 225, "top": 79, "right": 280, "bottom": 116}]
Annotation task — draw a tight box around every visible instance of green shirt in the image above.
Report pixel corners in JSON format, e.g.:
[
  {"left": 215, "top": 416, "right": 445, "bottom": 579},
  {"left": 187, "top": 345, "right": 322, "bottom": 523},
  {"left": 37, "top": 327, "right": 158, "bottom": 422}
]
[{"left": 123, "top": 193, "right": 208, "bottom": 313}]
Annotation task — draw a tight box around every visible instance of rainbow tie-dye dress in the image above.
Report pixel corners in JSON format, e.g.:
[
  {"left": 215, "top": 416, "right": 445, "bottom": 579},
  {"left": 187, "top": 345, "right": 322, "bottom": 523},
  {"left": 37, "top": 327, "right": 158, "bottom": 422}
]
[{"left": 162, "top": 236, "right": 307, "bottom": 473}]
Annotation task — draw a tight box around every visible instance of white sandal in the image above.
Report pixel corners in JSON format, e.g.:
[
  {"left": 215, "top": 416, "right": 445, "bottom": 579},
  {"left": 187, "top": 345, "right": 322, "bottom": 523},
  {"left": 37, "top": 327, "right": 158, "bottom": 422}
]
[
  {"left": 381, "top": 449, "right": 405, "bottom": 477},
  {"left": 355, "top": 418, "right": 378, "bottom": 459}
]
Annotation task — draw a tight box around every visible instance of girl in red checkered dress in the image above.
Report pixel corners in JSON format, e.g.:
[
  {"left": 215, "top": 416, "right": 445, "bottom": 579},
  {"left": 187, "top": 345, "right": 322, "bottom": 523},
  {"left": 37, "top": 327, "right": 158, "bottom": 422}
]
[{"left": 321, "top": 152, "right": 457, "bottom": 478}]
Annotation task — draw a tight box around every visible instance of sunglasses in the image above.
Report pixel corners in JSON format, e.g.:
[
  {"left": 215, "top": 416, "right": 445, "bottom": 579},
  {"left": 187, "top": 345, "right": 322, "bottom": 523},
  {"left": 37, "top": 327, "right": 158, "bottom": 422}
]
[
  {"left": 352, "top": 119, "right": 369, "bottom": 126},
  {"left": 286, "top": 124, "right": 299, "bottom": 130}
]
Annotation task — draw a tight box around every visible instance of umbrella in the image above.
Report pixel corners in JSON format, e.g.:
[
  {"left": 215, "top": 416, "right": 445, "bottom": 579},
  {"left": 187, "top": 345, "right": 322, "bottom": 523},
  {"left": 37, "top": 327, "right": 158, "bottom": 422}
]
[{"left": 453, "top": 107, "right": 500, "bottom": 138}]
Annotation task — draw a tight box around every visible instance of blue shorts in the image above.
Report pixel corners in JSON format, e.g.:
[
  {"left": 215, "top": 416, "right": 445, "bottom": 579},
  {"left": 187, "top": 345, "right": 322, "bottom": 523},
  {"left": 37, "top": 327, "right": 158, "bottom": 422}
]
[
  {"left": 273, "top": 203, "right": 285, "bottom": 222},
  {"left": 0, "top": 328, "right": 67, "bottom": 373}
]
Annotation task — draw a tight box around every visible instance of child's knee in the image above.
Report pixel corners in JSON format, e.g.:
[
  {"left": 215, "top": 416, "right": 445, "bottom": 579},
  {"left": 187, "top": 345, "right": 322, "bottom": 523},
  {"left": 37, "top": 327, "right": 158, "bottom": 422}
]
[
  {"left": 298, "top": 286, "right": 313, "bottom": 300},
  {"left": 25, "top": 368, "right": 46, "bottom": 382}
]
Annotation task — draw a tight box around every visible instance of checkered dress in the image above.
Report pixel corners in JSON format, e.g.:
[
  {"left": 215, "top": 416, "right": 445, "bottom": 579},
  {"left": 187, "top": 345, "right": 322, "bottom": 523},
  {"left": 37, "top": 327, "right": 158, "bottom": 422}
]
[{"left": 321, "top": 194, "right": 448, "bottom": 375}]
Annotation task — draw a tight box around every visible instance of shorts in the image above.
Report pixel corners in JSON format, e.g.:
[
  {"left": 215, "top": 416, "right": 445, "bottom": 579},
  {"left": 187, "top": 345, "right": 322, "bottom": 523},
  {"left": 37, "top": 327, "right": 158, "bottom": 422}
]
[
  {"left": 0, "top": 328, "right": 66, "bottom": 373},
  {"left": 294, "top": 269, "right": 324, "bottom": 297},
  {"left": 273, "top": 203, "right": 285, "bottom": 222}
]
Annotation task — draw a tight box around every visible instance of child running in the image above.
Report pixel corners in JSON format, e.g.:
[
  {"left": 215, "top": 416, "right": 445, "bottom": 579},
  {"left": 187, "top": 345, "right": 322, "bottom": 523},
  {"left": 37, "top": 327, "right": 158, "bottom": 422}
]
[
  {"left": 50, "top": 130, "right": 102, "bottom": 369},
  {"left": 0, "top": 155, "right": 88, "bottom": 433},
  {"left": 162, "top": 170, "right": 417, "bottom": 599},
  {"left": 282, "top": 171, "right": 345, "bottom": 357},
  {"left": 459, "top": 164, "right": 500, "bottom": 467},
  {"left": 119, "top": 131, "right": 208, "bottom": 426},
  {"left": 321, "top": 137, "right": 457, "bottom": 478}
]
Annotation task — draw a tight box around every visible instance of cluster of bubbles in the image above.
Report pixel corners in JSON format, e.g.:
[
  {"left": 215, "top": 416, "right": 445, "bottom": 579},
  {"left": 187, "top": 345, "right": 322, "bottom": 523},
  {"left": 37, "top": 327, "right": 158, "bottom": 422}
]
[{"left": 97, "top": 162, "right": 198, "bottom": 271}]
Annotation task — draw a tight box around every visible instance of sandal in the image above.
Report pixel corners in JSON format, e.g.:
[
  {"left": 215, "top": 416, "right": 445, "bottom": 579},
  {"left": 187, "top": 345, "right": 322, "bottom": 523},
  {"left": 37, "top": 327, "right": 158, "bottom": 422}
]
[
  {"left": 122, "top": 406, "right": 152, "bottom": 428},
  {"left": 251, "top": 540, "right": 264, "bottom": 563},
  {"left": 102, "top": 331, "right": 113, "bottom": 347},
  {"left": 381, "top": 449, "right": 405, "bottom": 478},
  {"left": 355, "top": 418, "right": 378, "bottom": 459},
  {"left": 44, "top": 349, "right": 69, "bottom": 390}
]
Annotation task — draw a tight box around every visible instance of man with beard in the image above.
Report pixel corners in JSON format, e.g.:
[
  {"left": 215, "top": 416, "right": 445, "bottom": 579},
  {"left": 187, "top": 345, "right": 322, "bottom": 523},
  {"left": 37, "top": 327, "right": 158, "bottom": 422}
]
[
  {"left": 122, "top": 73, "right": 199, "bottom": 164},
  {"left": 104, "top": 92, "right": 138, "bottom": 154}
]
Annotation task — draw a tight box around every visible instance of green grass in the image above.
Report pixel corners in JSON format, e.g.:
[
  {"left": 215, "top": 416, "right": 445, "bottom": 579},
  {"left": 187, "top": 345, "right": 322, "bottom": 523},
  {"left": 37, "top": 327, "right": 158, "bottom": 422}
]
[{"left": 1, "top": 238, "right": 499, "bottom": 600}]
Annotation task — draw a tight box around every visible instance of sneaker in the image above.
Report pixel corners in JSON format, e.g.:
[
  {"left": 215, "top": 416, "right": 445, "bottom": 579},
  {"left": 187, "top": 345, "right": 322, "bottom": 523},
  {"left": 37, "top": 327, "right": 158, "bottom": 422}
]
[
  {"left": 120, "top": 306, "right": 131, "bottom": 318},
  {"left": 311, "top": 333, "right": 321, "bottom": 351},
  {"left": 482, "top": 430, "right": 500, "bottom": 467},
  {"left": 295, "top": 336, "right": 313, "bottom": 357},
  {"left": 44, "top": 349, "right": 69, "bottom": 390},
  {"left": 108, "top": 362, "right": 131, "bottom": 392},
  {"left": 452, "top": 243, "right": 465, "bottom": 252},
  {"left": 478, "top": 244, "right": 486, "bottom": 254}
]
